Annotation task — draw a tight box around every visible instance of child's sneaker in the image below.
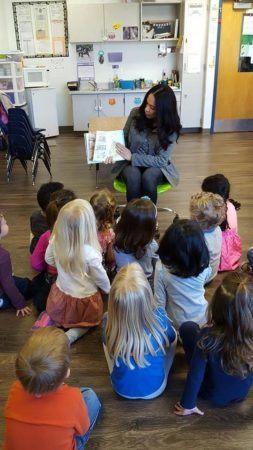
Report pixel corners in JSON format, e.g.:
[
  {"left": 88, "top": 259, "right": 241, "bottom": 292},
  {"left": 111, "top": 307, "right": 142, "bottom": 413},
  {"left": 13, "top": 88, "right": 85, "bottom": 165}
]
[{"left": 31, "top": 311, "right": 55, "bottom": 330}]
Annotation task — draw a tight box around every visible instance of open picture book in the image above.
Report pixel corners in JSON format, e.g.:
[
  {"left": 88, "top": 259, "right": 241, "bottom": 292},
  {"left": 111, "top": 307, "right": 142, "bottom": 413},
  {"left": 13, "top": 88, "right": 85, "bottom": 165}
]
[{"left": 84, "top": 129, "right": 125, "bottom": 164}]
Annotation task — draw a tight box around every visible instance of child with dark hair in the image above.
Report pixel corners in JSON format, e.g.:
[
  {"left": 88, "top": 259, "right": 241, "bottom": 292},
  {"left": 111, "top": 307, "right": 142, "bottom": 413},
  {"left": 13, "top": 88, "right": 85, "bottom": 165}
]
[
  {"left": 0, "top": 213, "right": 32, "bottom": 316},
  {"left": 90, "top": 188, "right": 116, "bottom": 272},
  {"left": 4, "top": 327, "right": 101, "bottom": 449},
  {"left": 31, "top": 189, "right": 76, "bottom": 313},
  {"left": 175, "top": 272, "right": 253, "bottom": 416},
  {"left": 154, "top": 219, "right": 211, "bottom": 330},
  {"left": 201, "top": 173, "right": 241, "bottom": 232},
  {"left": 30, "top": 181, "right": 64, "bottom": 253},
  {"left": 113, "top": 198, "right": 158, "bottom": 280},
  {"left": 190, "top": 192, "right": 226, "bottom": 281}
]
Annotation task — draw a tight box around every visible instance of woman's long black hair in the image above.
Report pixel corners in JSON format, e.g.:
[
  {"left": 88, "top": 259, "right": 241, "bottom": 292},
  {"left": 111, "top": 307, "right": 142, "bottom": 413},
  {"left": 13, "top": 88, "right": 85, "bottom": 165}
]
[{"left": 135, "top": 84, "right": 182, "bottom": 149}]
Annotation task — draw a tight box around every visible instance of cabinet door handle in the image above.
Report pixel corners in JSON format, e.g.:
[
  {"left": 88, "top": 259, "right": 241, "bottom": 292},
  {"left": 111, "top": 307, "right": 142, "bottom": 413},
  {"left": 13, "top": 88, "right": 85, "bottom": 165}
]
[
  {"left": 99, "top": 98, "right": 102, "bottom": 111},
  {"left": 94, "top": 99, "right": 98, "bottom": 111}
]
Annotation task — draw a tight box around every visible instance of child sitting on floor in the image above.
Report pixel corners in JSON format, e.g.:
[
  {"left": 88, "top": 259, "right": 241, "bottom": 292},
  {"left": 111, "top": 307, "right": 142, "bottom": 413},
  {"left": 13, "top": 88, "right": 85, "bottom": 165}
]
[
  {"left": 103, "top": 263, "right": 176, "bottom": 399},
  {"left": 43, "top": 199, "right": 110, "bottom": 344},
  {"left": 30, "top": 181, "right": 64, "bottom": 253},
  {"left": 3, "top": 327, "right": 101, "bottom": 450},
  {"left": 154, "top": 219, "right": 211, "bottom": 330},
  {"left": 175, "top": 272, "right": 253, "bottom": 416},
  {"left": 113, "top": 198, "right": 158, "bottom": 280},
  {"left": 90, "top": 188, "right": 116, "bottom": 274},
  {"left": 190, "top": 192, "right": 226, "bottom": 281},
  {"left": 0, "top": 212, "right": 32, "bottom": 317},
  {"left": 31, "top": 189, "right": 76, "bottom": 313}
]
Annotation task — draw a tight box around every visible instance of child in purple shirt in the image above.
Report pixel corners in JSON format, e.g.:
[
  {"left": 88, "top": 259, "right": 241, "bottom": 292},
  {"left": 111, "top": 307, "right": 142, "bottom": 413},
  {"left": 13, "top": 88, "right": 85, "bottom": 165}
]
[{"left": 0, "top": 214, "right": 31, "bottom": 316}]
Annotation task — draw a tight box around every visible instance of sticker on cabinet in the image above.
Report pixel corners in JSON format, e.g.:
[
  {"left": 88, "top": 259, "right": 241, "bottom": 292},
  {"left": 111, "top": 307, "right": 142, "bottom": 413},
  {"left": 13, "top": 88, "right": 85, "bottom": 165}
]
[
  {"left": 134, "top": 97, "right": 142, "bottom": 105},
  {"left": 109, "top": 98, "right": 116, "bottom": 105}
]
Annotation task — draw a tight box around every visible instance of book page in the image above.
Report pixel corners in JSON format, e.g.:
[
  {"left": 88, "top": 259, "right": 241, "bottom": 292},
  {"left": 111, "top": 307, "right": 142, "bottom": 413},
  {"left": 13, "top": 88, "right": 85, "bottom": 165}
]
[
  {"left": 84, "top": 130, "right": 125, "bottom": 164},
  {"left": 93, "top": 130, "right": 125, "bottom": 163}
]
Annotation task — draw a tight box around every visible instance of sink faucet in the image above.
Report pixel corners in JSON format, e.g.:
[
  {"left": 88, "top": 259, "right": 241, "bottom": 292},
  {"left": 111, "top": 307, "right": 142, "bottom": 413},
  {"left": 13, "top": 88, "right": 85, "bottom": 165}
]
[{"left": 88, "top": 81, "right": 98, "bottom": 91}]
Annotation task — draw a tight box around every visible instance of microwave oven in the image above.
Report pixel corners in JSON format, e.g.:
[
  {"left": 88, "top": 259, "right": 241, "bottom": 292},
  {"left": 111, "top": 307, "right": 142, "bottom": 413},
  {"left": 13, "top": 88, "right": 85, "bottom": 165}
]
[{"left": 23, "top": 68, "right": 48, "bottom": 88}]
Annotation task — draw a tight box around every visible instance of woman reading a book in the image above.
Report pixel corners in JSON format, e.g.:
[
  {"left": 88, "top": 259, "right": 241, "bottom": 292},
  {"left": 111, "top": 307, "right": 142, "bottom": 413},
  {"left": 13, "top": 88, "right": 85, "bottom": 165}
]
[{"left": 106, "top": 84, "right": 181, "bottom": 204}]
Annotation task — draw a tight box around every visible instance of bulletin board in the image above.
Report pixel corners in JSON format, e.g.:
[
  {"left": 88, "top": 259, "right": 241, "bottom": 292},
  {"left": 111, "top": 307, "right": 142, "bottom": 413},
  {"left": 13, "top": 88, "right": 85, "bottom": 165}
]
[
  {"left": 12, "top": 1, "right": 69, "bottom": 58},
  {"left": 238, "top": 14, "right": 253, "bottom": 72}
]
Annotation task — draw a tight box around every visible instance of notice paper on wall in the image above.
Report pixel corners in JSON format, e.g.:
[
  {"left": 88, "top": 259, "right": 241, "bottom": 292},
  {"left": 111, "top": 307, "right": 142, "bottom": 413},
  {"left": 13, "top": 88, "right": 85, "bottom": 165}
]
[
  {"left": 242, "top": 15, "right": 253, "bottom": 35},
  {"left": 13, "top": 0, "right": 68, "bottom": 58}
]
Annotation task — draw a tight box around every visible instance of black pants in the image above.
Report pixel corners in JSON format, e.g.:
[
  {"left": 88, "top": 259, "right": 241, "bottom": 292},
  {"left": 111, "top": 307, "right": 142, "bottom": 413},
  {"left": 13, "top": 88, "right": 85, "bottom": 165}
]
[
  {"left": 179, "top": 321, "right": 201, "bottom": 365},
  {"left": 121, "top": 165, "right": 165, "bottom": 204}
]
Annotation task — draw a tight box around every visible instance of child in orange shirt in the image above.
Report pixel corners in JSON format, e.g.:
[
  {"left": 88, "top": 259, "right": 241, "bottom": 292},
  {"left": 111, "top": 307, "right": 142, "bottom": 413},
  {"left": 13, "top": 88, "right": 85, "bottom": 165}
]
[{"left": 4, "top": 327, "right": 101, "bottom": 450}]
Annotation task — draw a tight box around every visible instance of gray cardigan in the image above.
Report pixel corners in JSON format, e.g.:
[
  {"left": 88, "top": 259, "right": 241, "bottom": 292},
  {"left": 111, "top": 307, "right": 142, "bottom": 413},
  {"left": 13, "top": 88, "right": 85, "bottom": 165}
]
[{"left": 112, "top": 108, "right": 179, "bottom": 187}]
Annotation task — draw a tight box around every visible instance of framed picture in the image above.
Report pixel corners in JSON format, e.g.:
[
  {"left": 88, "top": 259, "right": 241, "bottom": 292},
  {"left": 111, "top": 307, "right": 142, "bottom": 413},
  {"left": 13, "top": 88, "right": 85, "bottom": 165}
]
[{"left": 142, "top": 20, "right": 177, "bottom": 40}]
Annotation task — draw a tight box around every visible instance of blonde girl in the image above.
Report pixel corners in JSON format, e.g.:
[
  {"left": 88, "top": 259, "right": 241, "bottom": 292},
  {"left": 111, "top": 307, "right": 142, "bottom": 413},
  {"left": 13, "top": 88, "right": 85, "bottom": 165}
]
[
  {"left": 45, "top": 199, "right": 110, "bottom": 344},
  {"left": 90, "top": 188, "right": 116, "bottom": 271},
  {"left": 102, "top": 263, "right": 177, "bottom": 399}
]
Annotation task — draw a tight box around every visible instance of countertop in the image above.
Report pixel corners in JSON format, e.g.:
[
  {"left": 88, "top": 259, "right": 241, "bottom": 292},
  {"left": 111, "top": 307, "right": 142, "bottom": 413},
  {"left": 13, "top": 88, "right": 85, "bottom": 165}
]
[{"left": 69, "top": 88, "right": 181, "bottom": 95}]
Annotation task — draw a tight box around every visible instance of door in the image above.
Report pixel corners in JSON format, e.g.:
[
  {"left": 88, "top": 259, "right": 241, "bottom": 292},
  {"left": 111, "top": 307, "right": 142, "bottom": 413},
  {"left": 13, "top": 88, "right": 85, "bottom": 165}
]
[
  {"left": 72, "top": 94, "right": 98, "bottom": 131},
  {"left": 68, "top": 4, "right": 104, "bottom": 42},
  {"left": 124, "top": 92, "right": 146, "bottom": 116},
  {"left": 99, "top": 93, "right": 124, "bottom": 117},
  {"left": 213, "top": 2, "right": 253, "bottom": 132}
]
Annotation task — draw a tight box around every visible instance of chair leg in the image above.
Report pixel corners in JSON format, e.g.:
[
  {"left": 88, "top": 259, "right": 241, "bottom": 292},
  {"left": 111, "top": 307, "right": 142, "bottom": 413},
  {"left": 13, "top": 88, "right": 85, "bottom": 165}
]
[
  {"left": 39, "top": 154, "right": 52, "bottom": 176},
  {"left": 7, "top": 157, "right": 15, "bottom": 182},
  {"left": 20, "top": 159, "right": 28, "bottom": 173}
]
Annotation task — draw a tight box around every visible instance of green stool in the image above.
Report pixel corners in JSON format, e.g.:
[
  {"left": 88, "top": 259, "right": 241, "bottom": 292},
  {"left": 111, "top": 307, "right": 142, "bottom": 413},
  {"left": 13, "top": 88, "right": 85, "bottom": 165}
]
[
  {"left": 113, "top": 178, "right": 177, "bottom": 216},
  {"left": 113, "top": 179, "right": 172, "bottom": 195}
]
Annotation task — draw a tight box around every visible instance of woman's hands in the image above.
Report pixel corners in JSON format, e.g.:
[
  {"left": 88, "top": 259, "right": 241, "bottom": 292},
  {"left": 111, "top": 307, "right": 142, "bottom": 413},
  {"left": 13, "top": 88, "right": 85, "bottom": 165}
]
[
  {"left": 104, "top": 143, "right": 132, "bottom": 164},
  {"left": 16, "top": 306, "right": 32, "bottom": 317},
  {"left": 174, "top": 402, "right": 204, "bottom": 416},
  {"left": 116, "top": 143, "right": 132, "bottom": 161}
]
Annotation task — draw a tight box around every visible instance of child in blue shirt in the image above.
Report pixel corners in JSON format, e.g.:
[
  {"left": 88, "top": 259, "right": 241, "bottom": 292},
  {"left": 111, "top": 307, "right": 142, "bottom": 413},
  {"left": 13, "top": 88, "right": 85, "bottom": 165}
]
[
  {"left": 175, "top": 272, "right": 253, "bottom": 416},
  {"left": 102, "top": 263, "right": 177, "bottom": 399}
]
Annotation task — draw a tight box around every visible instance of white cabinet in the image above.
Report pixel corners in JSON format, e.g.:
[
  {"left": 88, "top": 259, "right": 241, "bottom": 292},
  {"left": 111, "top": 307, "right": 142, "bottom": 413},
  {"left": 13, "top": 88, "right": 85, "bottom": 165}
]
[
  {"left": 104, "top": 3, "right": 140, "bottom": 41},
  {"left": 71, "top": 93, "right": 124, "bottom": 131},
  {"left": 124, "top": 92, "right": 146, "bottom": 116},
  {"left": 26, "top": 88, "right": 59, "bottom": 137},
  {"left": 68, "top": 4, "right": 104, "bottom": 43},
  {"left": 68, "top": 3, "right": 140, "bottom": 42},
  {"left": 180, "top": 0, "right": 207, "bottom": 128}
]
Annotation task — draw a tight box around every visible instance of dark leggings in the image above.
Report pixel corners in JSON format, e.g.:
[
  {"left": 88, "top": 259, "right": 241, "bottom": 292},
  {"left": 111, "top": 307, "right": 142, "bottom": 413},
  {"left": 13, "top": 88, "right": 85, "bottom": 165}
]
[
  {"left": 179, "top": 321, "right": 201, "bottom": 365},
  {"left": 121, "top": 165, "right": 165, "bottom": 204}
]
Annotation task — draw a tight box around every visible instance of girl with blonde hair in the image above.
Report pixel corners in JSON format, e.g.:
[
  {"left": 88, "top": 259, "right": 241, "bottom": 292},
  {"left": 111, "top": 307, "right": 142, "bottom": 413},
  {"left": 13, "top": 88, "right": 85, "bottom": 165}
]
[
  {"left": 102, "top": 263, "right": 176, "bottom": 399},
  {"left": 40, "top": 199, "right": 110, "bottom": 344}
]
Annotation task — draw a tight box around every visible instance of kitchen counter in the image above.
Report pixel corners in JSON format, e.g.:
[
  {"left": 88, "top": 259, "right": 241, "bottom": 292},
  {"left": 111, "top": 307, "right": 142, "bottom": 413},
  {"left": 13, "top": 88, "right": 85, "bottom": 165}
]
[{"left": 69, "top": 87, "right": 181, "bottom": 95}]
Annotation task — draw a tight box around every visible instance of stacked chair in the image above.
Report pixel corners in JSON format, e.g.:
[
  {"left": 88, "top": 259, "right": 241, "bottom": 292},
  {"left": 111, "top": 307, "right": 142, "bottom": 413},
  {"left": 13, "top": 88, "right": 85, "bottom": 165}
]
[{"left": 7, "top": 108, "right": 51, "bottom": 184}]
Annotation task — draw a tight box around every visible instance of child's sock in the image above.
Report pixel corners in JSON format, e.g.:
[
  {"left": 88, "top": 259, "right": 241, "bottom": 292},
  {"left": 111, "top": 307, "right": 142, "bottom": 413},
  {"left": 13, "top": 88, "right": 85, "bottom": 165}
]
[{"left": 65, "top": 327, "right": 89, "bottom": 345}]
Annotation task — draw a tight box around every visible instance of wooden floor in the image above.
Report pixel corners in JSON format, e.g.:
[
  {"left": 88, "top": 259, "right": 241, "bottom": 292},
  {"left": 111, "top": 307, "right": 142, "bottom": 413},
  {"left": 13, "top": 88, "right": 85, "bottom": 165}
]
[{"left": 0, "top": 131, "right": 253, "bottom": 449}]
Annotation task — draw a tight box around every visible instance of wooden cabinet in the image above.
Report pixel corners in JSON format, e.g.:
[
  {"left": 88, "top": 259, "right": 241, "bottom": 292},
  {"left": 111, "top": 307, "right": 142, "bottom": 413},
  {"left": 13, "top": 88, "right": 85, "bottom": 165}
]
[{"left": 68, "top": 3, "right": 140, "bottom": 43}]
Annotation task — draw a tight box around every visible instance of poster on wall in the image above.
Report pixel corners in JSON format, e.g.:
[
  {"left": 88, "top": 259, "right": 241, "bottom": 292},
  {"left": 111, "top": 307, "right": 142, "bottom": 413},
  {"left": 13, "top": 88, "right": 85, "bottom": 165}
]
[
  {"left": 13, "top": 1, "right": 69, "bottom": 58},
  {"left": 239, "top": 14, "right": 253, "bottom": 72}
]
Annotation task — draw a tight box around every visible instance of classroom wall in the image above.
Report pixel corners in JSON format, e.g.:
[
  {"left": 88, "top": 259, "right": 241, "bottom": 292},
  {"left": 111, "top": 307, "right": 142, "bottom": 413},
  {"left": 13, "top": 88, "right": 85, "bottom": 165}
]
[
  {"left": 2, "top": 0, "right": 176, "bottom": 126},
  {"left": 0, "top": 0, "right": 8, "bottom": 49},
  {"left": 2, "top": 0, "right": 216, "bottom": 129}
]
